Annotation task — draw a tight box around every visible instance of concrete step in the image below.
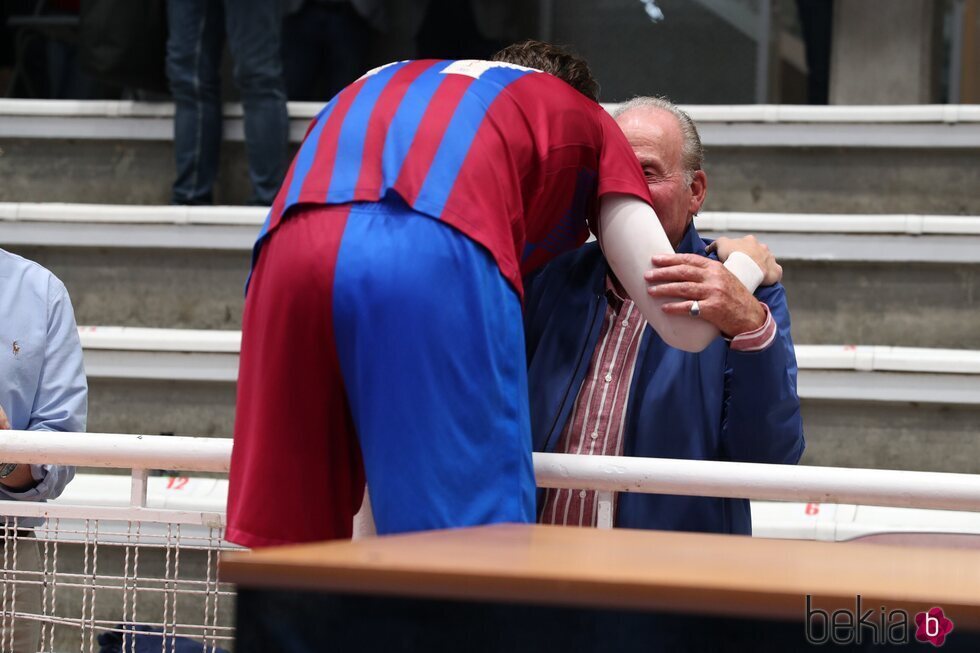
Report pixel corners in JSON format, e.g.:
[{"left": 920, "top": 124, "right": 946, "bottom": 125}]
[
  {"left": 2, "top": 101, "right": 979, "bottom": 212},
  {"left": 76, "top": 327, "right": 980, "bottom": 474},
  {"left": 3, "top": 203, "right": 977, "bottom": 347}
]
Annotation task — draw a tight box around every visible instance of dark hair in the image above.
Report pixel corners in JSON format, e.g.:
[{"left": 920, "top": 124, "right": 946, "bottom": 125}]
[{"left": 491, "top": 40, "right": 600, "bottom": 101}]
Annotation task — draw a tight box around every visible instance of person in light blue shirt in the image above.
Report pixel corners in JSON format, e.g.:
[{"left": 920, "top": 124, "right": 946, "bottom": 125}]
[{"left": 0, "top": 246, "right": 87, "bottom": 651}]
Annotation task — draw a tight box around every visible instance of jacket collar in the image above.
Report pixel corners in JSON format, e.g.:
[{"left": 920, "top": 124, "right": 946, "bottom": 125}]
[{"left": 679, "top": 220, "right": 708, "bottom": 256}]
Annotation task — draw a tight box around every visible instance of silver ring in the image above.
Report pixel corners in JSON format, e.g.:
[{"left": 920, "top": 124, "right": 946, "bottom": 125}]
[{"left": 689, "top": 300, "right": 701, "bottom": 317}]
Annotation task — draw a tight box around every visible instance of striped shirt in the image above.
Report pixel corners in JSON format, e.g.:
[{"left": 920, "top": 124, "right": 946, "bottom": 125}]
[
  {"left": 252, "top": 59, "right": 653, "bottom": 298},
  {"left": 539, "top": 278, "right": 777, "bottom": 527}
]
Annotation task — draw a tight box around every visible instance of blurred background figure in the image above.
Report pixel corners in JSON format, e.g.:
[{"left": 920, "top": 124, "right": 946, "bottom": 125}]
[
  {"left": 281, "top": 0, "right": 383, "bottom": 102},
  {"left": 165, "top": 0, "right": 288, "bottom": 206},
  {"left": 2, "top": 0, "right": 122, "bottom": 99},
  {"left": 415, "top": 0, "right": 510, "bottom": 60},
  {"left": 796, "top": 0, "right": 833, "bottom": 104}
]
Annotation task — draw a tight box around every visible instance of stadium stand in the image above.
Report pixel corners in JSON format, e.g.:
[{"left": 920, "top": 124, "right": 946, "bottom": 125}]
[
  {"left": 3, "top": 97, "right": 980, "bottom": 648},
  {"left": 2, "top": 100, "right": 980, "bottom": 211},
  {"left": 72, "top": 326, "right": 980, "bottom": 473},
  {"left": 4, "top": 201, "right": 979, "bottom": 347},
  {"left": 5, "top": 203, "right": 980, "bottom": 260}
]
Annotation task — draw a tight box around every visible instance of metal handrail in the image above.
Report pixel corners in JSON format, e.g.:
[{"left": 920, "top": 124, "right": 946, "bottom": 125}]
[{"left": 3, "top": 431, "right": 980, "bottom": 514}]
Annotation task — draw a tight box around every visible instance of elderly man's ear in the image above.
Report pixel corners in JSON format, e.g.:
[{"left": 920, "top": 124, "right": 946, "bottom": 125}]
[{"left": 689, "top": 170, "right": 707, "bottom": 216}]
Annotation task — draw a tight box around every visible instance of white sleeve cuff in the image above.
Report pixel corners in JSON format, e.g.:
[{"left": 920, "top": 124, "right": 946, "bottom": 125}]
[{"left": 724, "top": 251, "right": 765, "bottom": 294}]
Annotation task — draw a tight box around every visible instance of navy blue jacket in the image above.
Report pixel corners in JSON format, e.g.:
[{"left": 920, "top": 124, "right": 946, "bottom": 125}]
[{"left": 524, "top": 225, "right": 805, "bottom": 535}]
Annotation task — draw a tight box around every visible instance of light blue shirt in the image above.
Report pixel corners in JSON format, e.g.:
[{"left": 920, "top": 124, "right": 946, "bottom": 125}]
[{"left": 0, "top": 248, "right": 87, "bottom": 528}]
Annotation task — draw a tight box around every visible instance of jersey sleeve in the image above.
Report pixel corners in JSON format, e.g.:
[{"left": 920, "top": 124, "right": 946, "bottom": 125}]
[{"left": 595, "top": 109, "right": 653, "bottom": 204}]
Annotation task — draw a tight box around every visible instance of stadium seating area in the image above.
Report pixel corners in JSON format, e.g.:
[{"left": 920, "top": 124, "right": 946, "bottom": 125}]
[
  {"left": 2, "top": 99, "right": 979, "bottom": 473},
  {"left": 3, "top": 98, "right": 980, "bottom": 648}
]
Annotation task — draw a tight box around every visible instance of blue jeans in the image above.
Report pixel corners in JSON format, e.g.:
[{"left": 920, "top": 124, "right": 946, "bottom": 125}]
[{"left": 166, "top": 0, "right": 288, "bottom": 205}]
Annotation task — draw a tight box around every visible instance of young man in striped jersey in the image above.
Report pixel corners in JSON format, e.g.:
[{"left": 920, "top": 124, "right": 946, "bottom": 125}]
[{"left": 226, "top": 43, "right": 771, "bottom": 547}]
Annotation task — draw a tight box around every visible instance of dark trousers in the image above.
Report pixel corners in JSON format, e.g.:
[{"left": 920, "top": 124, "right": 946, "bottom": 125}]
[
  {"left": 165, "top": 0, "right": 288, "bottom": 205},
  {"left": 281, "top": 2, "right": 371, "bottom": 102}
]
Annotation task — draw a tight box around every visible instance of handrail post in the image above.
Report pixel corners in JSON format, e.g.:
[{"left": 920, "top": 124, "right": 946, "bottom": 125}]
[
  {"left": 596, "top": 491, "right": 614, "bottom": 529},
  {"left": 131, "top": 468, "right": 149, "bottom": 508}
]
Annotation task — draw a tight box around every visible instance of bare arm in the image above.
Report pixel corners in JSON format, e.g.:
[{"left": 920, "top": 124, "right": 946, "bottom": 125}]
[{"left": 598, "top": 194, "right": 763, "bottom": 352}]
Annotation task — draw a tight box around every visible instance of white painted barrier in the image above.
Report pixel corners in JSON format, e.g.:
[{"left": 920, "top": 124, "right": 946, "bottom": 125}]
[
  {"left": 42, "top": 474, "right": 980, "bottom": 544},
  {"left": 3, "top": 100, "right": 980, "bottom": 147},
  {"left": 4, "top": 203, "right": 979, "bottom": 262},
  {"left": 6, "top": 429, "right": 980, "bottom": 649},
  {"left": 78, "top": 327, "right": 980, "bottom": 375},
  {"left": 74, "top": 327, "right": 980, "bottom": 404},
  {"left": 4, "top": 203, "right": 980, "bottom": 235},
  {"left": 3, "top": 431, "right": 980, "bottom": 518}
]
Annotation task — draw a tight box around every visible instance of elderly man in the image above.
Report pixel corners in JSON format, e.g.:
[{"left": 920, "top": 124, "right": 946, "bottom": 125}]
[
  {"left": 524, "top": 96, "right": 804, "bottom": 534},
  {"left": 1, "top": 248, "right": 87, "bottom": 651}
]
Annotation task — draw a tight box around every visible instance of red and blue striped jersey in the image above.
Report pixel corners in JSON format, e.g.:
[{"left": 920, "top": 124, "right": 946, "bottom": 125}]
[{"left": 257, "top": 59, "right": 652, "bottom": 296}]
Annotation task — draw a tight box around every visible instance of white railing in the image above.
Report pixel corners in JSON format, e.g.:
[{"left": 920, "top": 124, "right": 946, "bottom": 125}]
[
  {"left": 76, "top": 328, "right": 980, "bottom": 375},
  {"left": 4, "top": 203, "right": 980, "bottom": 264},
  {"left": 3, "top": 431, "right": 980, "bottom": 522},
  {"left": 3, "top": 100, "right": 980, "bottom": 123},
  {"left": 0, "top": 432, "right": 233, "bottom": 653},
  {"left": 3, "top": 100, "right": 980, "bottom": 147},
  {"left": 72, "top": 330, "right": 980, "bottom": 405},
  {"left": 4, "top": 429, "right": 980, "bottom": 651},
  {"left": 5, "top": 203, "right": 980, "bottom": 235},
  {"left": 535, "top": 454, "right": 980, "bottom": 529}
]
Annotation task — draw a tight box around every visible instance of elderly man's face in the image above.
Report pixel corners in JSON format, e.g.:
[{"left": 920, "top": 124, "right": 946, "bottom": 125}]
[{"left": 615, "top": 107, "right": 706, "bottom": 249}]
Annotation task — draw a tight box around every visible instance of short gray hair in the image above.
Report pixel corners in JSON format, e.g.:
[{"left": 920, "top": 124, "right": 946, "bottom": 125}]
[{"left": 612, "top": 96, "right": 704, "bottom": 181}]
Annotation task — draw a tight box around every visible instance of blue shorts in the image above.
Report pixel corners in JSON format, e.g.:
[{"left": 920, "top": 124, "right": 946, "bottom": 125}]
[{"left": 229, "top": 197, "right": 535, "bottom": 546}]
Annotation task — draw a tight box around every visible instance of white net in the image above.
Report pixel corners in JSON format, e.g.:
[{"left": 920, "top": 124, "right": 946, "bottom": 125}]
[{"left": 1, "top": 514, "right": 235, "bottom": 653}]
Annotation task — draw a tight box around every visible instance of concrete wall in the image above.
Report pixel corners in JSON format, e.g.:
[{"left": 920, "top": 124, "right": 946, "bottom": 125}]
[
  {"left": 830, "top": 0, "right": 943, "bottom": 104},
  {"left": 781, "top": 261, "right": 980, "bottom": 349},
  {"left": 6, "top": 140, "right": 980, "bottom": 215},
  {"left": 801, "top": 400, "right": 980, "bottom": 474},
  {"left": 9, "top": 246, "right": 977, "bottom": 349},
  {"left": 82, "top": 377, "right": 980, "bottom": 474},
  {"left": 88, "top": 380, "right": 236, "bottom": 438},
  {"left": 8, "top": 246, "right": 249, "bottom": 331},
  {"left": 0, "top": 139, "right": 262, "bottom": 206},
  {"left": 702, "top": 146, "right": 980, "bottom": 215}
]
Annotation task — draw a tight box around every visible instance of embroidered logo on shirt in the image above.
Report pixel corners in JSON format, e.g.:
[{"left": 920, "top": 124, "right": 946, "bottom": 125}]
[{"left": 12, "top": 341, "right": 19, "bottom": 356}]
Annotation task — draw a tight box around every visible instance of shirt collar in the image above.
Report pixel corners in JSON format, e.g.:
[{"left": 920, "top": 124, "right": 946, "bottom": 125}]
[
  {"left": 678, "top": 220, "right": 708, "bottom": 255},
  {"left": 604, "top": 275, "right": 628, "bottom": 313}
]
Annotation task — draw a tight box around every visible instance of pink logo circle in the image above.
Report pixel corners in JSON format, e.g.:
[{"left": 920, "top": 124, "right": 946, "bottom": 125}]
[{"left": 915, "top": 607, "right": 954, "bottom": 647}]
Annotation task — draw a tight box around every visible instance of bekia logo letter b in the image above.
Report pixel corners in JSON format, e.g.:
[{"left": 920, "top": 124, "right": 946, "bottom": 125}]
[{"left": 915, "top": 607, "right": 954, "bottom": 647}]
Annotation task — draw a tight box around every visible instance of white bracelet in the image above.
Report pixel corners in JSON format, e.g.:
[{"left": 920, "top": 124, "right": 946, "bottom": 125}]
[{"left": 724, "top": 251, "right": 765, "bottom": 294}]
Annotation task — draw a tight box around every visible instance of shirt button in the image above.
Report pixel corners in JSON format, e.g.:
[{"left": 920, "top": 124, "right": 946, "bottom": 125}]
[
  {"left": 622, "top": 320, "right": 629, "bottom": 327},
  {"left": 590, "top": 431, "right": 599, "bottom": 440},
  {"left": 579, "top": 490, "right": 587, "bottom": 498},
  {"left": 604, "top": 373, "right": 612, "bottom": 383}
]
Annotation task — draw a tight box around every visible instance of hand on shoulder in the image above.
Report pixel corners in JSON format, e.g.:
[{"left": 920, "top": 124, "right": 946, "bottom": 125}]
[{"left": 707, "top": 235, "right": 782, "bottom": 286}]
